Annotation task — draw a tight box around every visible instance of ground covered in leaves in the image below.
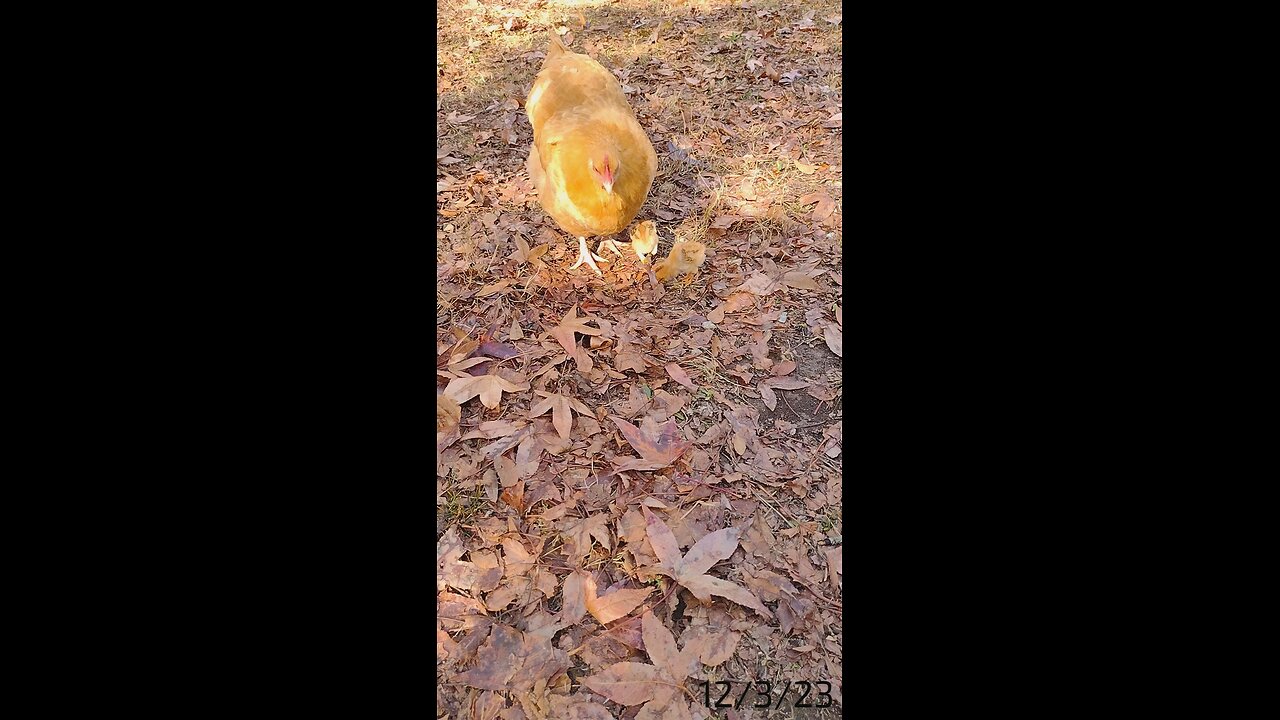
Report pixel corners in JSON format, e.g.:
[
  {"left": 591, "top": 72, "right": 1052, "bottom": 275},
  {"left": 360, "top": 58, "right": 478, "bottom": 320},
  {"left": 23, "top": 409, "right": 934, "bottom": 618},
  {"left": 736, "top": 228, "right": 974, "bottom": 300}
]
[{"left": 437, "top": 1, "right": 842, "bottom": 718}]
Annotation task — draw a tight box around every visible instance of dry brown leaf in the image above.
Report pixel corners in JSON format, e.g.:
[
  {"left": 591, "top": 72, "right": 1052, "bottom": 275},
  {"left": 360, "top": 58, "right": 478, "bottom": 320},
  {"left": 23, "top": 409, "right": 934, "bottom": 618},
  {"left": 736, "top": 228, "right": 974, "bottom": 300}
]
[
  {"left": 641, "top": 508, "right": 771, "bottom": 619},
  {"left": 582, "top": 572, "right": 654, "bottom": 625},
  {"left": 437, "top": 394, "right": 462, "bottom": 432},
  {"left": 560, "top": 513, "right": 613, "bottom": 561},
  {"left": 439, "top": 591, "right": 488, "bottom": 631},
  {"left": 615, "top": 351, "right": 648, "bottom": 373},
  {"left": 477, "top": 279, "right": 514, "bottom": 297},
  {"left": 664, "top": 363, "right": 698, "bottom": 391},
  {"left": 561, "top": 570, "right": 588, "bottom": 625},
  {"left": 495, "top": 454, "right": 520, "bottom": 487},
  {"left": 529, "top": 391, "right": 593, "bottom": 440},
  {"left": 619, "top": 507, "right": 647, "bottom": 544},
  {"left": 772, "top": 360, "right": 797, "bottom": 376},
  {"left": 782, "top": 272, "right": 820, "bottom": 290},
  {"left": 500, "top": 479, "right": 525, "bottom": 513},
  {"left": 823, "top": 324, "right": 843, "bottom": 356},
  {"left": 455, "top": 623, "right": 571, "bottom": 694},
  {"left": 462, "top": 420, "right": 529, "bottom": 440},
  {"left": 547, "top": 304, "right": 602, "bottom": 373},
  {"left": 758, "top": 382, "right": 777, "bottom": 411},
  {"left": 823, "top": 545, "right": 843, "bottom": 592},
  {"left": 454, "top": 625, "right": 523, "bottom": 690},
  {"left": 611, "top": 417, "right": 693, "bottom": 471},
  {"left": 445, "top": 373, "right": 530, "bottom": 409},
  {"left": 509, "top": 317, "right": 525, "bottom": 340},
  {"left": 763, "top": 377, "right": 810, "bottom": 391},
  {"left": 549, "top": 695, "right": 616, "bottom": 720},
  {"left": 437, "top": 527, "right": 482, "bottom": 592},
  {"left": 502, "top": 537, "right": 537, "bottom": 577},
  {"left": 580, "top": 662, "right": 666, "bottom": 706},
  {"left": 736, "top": 272, "right": 780, "bottom": 296},
  {"left": 652, "top": 388, "right": 686, "bottom": 417},
  {"left": 474, "top": 691, "right": 505, "bottom": 720},
  {"left": 641, "top": 611, "right": 683, "bottom": 682},
  {"left": 682, "top": 625, "right": 742, "bottom": 667}
]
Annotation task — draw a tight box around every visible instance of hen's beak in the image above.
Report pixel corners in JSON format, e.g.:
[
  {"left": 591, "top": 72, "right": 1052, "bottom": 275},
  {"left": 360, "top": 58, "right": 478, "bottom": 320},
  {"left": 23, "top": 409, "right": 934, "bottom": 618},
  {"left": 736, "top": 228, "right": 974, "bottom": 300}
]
[{"left": 602, "top": 166, "right": 614, "bottom": 194}]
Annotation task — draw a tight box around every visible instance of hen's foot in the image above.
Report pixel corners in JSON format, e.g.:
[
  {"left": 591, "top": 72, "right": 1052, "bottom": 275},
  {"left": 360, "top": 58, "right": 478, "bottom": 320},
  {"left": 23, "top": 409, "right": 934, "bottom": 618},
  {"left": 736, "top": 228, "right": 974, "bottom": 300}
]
[
  {"left": 568, "top": 236, "right": 609, "bottom": 276},
  {"left": 597, "top": 238, "right": 627, "bottom": 257}
]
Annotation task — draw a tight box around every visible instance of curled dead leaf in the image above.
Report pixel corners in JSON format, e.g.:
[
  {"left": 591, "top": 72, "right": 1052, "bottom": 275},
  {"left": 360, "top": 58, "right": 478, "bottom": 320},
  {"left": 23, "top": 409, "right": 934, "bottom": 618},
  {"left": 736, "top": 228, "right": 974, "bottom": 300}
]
[
  {"left": 823, "top": 324, "right": 843, "bottom": 357},
  {"left": 437, "top": 394, "right": 461, "bottom": 432}
]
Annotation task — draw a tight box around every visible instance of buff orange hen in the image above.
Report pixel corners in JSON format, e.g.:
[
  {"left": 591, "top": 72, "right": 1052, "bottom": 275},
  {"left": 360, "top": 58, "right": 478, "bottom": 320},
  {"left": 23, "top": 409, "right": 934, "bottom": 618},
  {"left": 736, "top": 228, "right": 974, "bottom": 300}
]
[{"left": 525, "top": 31, "right": 658, "bottom": 275}]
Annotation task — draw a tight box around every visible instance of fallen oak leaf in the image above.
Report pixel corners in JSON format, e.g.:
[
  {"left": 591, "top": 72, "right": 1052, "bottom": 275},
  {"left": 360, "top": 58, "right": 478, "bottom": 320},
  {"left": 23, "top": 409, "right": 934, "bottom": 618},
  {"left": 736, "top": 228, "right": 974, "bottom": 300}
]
[
  {"left": 461, "top": 419, "right": 529, "bottom": 440},
  {"left": 758, "top": 382, "right": 777, "bottom": 411},
  {"left": 615, "top": 351, "right": 648, "bottom": 373},
  {"left": 796, "top": 191, "right": 836, "bottom": 222},
  {"left": 549, "top": 695, "right": 617, "bottom": 720}
]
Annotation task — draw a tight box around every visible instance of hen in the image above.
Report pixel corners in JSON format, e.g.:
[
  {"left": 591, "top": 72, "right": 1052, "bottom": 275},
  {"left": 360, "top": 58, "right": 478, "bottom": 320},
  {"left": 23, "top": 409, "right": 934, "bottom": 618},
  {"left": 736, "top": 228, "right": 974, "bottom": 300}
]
[
  {"left": 525, "top": 31, "right": 658, "bottom": 275},
  {"left": 654, "top": 240, "right": 707, "bottom": 283}
]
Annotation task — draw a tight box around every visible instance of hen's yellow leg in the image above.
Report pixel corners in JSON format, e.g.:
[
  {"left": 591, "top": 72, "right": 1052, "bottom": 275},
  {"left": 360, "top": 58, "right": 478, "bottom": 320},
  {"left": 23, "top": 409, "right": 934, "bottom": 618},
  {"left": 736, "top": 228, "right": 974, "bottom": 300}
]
[{"left": 569, "top": 236, "right": 608, "bottom": 276}]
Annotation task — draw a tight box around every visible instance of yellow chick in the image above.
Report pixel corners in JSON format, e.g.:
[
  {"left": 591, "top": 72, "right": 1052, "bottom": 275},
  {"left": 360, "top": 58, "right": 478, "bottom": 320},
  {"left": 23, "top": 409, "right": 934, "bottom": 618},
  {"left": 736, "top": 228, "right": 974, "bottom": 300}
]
[
  {"left": 654, "top": 240, "right": 707, "bottom": 283},
  {"left": 629, "top": 220, "right": 660, "bottom": 262}
]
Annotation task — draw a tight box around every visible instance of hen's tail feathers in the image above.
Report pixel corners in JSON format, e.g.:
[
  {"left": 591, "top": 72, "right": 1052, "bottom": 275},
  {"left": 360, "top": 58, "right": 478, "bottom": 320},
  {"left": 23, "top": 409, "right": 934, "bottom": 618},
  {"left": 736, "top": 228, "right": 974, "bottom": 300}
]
[{"left": 547, "top": 30, "right": 568, "bottom": 57}]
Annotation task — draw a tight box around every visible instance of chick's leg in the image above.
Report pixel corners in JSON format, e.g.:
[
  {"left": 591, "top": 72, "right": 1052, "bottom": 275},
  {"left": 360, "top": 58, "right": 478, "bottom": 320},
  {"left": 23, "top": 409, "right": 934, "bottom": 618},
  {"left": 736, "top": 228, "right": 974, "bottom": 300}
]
[{"left": 569, "top": 236, "right": 608, "bottom": 276}]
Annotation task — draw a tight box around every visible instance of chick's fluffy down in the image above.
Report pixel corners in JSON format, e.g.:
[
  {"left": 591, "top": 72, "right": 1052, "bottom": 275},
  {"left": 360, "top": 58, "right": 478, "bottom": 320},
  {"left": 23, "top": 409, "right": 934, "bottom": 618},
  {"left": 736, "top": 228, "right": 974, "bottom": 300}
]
[{"left": 655, "top": 241, "right": 707, "bottom": 282}]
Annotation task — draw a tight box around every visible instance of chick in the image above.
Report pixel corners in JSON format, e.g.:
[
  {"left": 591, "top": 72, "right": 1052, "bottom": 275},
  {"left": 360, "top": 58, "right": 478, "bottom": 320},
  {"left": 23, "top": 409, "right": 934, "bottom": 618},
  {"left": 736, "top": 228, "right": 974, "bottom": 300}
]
[
  {"left": 654, "top": 240, "right": 707, "bottom": 283},
  {"left": 629, "top": 220, "right": 660, "bottom": 262}
]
